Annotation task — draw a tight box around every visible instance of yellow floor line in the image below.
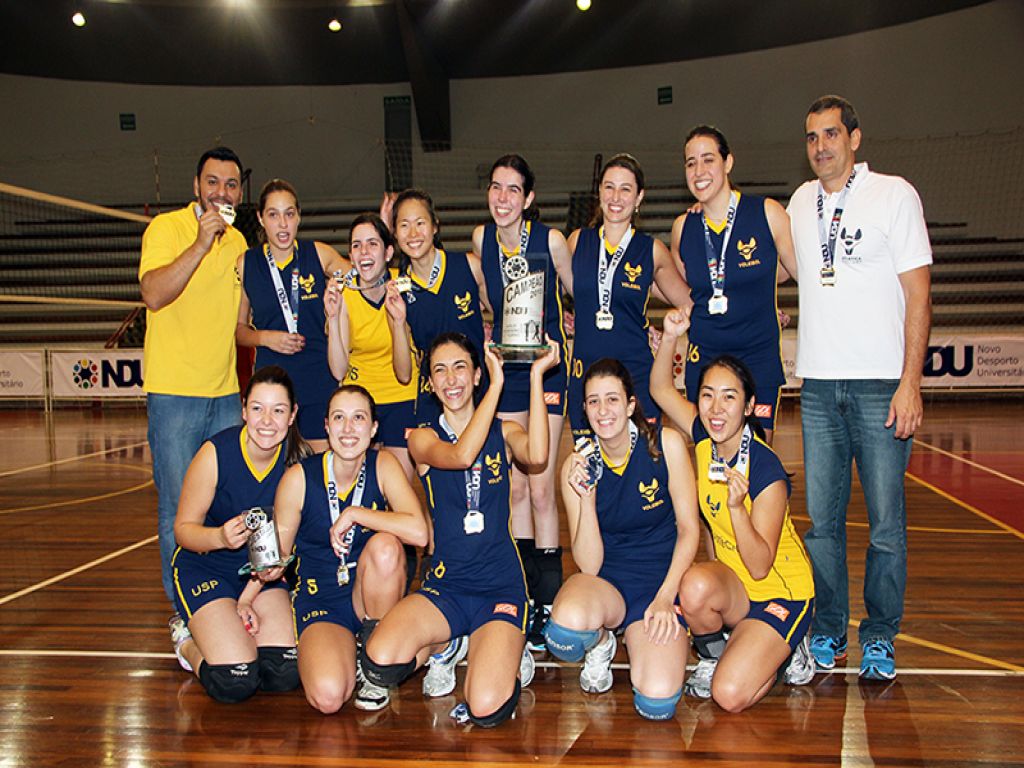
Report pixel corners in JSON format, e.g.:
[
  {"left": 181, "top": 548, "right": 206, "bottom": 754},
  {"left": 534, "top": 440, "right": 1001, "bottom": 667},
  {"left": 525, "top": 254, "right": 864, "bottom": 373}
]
[
  {"left": 0, "top": 479, "right": 153, "bottom": 515},
  {"left": 0, "top": 441, "right": 149, "bottom": 478},
  {"left": 906, "top": 471, "right": 1024, "bottom": 542},
  {"left": 789, "top": 514, "right": 1007, "bottom": 536},
  {"left": 916, "top": 438, "right": 1024, "bottom": 489}
]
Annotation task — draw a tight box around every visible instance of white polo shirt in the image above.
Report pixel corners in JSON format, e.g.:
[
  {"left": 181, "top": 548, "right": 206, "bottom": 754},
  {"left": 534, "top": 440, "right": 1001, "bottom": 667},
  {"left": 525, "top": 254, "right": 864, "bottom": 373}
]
[{"left": 788, "top": 163, "right": 932, "bottom": 380}]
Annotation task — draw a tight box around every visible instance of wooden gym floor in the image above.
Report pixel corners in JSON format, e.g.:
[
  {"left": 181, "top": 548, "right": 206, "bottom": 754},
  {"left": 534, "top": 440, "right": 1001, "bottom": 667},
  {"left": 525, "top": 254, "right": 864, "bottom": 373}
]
[{"left": 0, "top": 398, "right": 1022, "bottom": 767}]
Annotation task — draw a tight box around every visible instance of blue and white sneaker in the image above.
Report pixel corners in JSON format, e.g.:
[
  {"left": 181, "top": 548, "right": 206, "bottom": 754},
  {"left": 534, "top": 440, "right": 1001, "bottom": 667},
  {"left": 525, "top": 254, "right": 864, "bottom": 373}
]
[
  {"left": 809, "top": 634, "right": 848, "bottom": 671},
  {"left": 859, "top": 639, "right": 896, "bottom": 680},
  {"left": 423, "top": 635, "right": 469, "bottom": 697}
]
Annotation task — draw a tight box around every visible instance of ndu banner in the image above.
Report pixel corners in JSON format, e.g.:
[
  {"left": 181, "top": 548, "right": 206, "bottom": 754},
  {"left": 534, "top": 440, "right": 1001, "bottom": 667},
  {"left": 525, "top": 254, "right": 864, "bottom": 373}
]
[
  {"left": 0, "top": 350, "right": 45, "bottom": 397},
  {"left": 51, "top": 350, "right": 144, "bottom": 397}
]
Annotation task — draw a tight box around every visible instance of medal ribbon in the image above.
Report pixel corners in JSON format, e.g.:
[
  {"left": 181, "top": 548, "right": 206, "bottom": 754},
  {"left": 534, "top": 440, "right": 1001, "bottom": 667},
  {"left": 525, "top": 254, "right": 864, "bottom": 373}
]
[
  {"left": 596, "top": 226, "right": 634, "bottom": 317},
  {"left": 438, "top": 415, "right": 482, "bottom": 516},
  {"left": 701, "top": 191, "right": 739, "bottom": 301},
  {"left": 264, "top": 244, "right": 300, "bottom": 334},
  {"left": 325, "top": 451, "right": 367, "bottom": 566},
  {"left": 816, "top": 165, "right": 859, "bottom": 274},
  {"left": 711, "top": 424, "right": 752, "bottom": 478}
]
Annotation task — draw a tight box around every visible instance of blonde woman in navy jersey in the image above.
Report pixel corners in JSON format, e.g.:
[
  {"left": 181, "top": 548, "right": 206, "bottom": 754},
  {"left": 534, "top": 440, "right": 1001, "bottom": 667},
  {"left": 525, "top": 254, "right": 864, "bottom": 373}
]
[
  {"left": 670, "top": 126, "right": 797, "bottom": 443},
  {"left": 543, "top": 358, "right": 701, "bottom": 721},
  {"left": 384, "top": 189, "right": 488, "bottom": 425},
  {"left": 567, "top": 153, "right": 691, "bottom": 439},
  {"left": 237, "top": 179, "right": 346, "bottom": 452},
  {"left": 361, "top": 332, "right": 560, "bottom": 728},
  {"left": 651, "top": 308, "right": 815, "bottom": 712},
  {"left": 470, "top": 154, "right": 573, "bottom": 650},
  {"left": 169, "top": 365, "right": 310, "bottom": 703},
  {"left": 254, "top": 384, "right": 427, "bottom": 714}
]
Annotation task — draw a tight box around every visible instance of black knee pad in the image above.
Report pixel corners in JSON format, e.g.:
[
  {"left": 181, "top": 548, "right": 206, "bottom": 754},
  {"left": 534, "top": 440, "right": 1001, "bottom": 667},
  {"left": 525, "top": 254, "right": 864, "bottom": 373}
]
[
  {"left": 257, "top": 646, "right": 299, "bottom": 692},
  {"left": 535, "top": 547, "right": 563, "bottom": 606},
  {"left": 198, "top": 660, "right": 260, "bottom": 704},
  {"left": 692, "top": 629, "right": 728, "bottom": 660},
  {"left": 468, "top": 680, "right": 521, "bottom": 728},
  {"left": 359, "top": 645, "right": 415, "bottom": 687}
]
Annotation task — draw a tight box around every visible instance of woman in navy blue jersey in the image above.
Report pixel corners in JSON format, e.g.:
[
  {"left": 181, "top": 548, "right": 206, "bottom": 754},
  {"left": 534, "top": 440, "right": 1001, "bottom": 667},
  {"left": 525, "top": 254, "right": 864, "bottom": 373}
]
[
  {"left": 257, "top": 384, "right": 428, "bottom": 714},
  {"left": 237, "top": 179, "right": 346, "bottom": 451},
  {"left": 567, "top": 154, "right": 691, "bottom": 439},
  {"left": 169, "top": 365, "right": 310, "bottom": 703},
  {"left": 670, "top": 126, "right": 797, "bottom": 442},
  {"left": 384, "top": 189, "right": 488, "bottom": 426},
  {"left": 470, "top": 154, "right": 572, "bottom": 650},
  {"left": 543, "top": 359, "right": 701, "bottom": 721},
  {"left": 361, "top": 333, "right": 559, "bottom": 728}
]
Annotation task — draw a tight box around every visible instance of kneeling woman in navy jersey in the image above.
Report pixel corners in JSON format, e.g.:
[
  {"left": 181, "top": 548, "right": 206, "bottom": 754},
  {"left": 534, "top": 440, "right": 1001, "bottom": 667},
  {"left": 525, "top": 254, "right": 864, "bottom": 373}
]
[
  {"left": 362, "top": 332, "right": 560, "bottom": 727},
  {"left": 259, "top": 384, "right": 428, "bottom": 714},
  {"left": 543, "top": 359, "right": 701, "bottom": 721},
  {"left": 170, "top": 365, "right": 310, "bottom": 703},
  {"left": 650, "top": 309, "right": 815, "bottom": 712}
]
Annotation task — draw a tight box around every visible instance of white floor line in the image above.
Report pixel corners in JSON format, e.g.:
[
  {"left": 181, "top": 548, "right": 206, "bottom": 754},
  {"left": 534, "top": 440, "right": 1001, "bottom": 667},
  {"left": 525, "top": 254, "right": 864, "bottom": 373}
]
[
  {"left": 0, "top": 440, "right": 149, "bottom": 479},
  {"left": 915, "top": 438, "right": 1024, "bottom": 489},
  {"left": 0, "top": 535, "right": 157, "bottom": 606}
]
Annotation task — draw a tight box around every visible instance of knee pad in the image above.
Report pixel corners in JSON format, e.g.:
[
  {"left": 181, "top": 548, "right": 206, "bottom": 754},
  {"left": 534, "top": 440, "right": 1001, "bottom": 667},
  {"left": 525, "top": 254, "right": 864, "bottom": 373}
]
[
  {"left": 534, "top": 547, "right": 563, "bottom": 606},
  {"left": 359, "top": 645, "right": 416, "bottom": 687},
  {"left": 692, "top": 629, "right": 728, "bottom": 660},
  {"left": 543, "top": 620, "right": 600, "bottom": 663},
  {"left": 199, "top": 661, "right": 260, "bottom": 704},
  {"left": 257, "top": 646, "right": 299, "bottom": 692},
  {"left": 633, "top": 687, "right": 683, "bottom": 721},
  {"left": 468, "top": 680, "right": 520, "bottom": 728}
]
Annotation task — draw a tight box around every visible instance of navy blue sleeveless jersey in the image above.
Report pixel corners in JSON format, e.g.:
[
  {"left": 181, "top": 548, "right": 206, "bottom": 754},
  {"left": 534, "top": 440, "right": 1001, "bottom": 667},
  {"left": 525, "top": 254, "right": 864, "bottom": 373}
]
[
  {"left": 595, "top": 428, "right": 677, "bottom": 589},
  {"left": 178, "top": 425, "right": 289, "bottom": 573},
  {"left": 402, "top": 250, "right": 486, "bottom": 423},
  {"left": 481, "top": 221, "right": 568, "bottom": 412},
  {"left": 679, "top": 195, "right": 784, "bottom": 381},
  {"left": 293, "top": 449, "right": 387, "bottom": 580},
  {"left": 421, "top": 418, "right": 525, "bottom": 594},
  {"left": 243, "top": 239, "right": 338, "bottom": 437},
  {"left": 569, "top": 227, "right": 659, "bottom": 433}
]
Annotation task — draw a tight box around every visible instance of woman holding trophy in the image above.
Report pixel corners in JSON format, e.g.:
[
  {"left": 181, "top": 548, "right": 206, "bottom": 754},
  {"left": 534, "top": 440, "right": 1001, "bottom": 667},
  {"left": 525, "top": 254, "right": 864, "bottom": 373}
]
[
  {"left": 470, "top": 154, "right": 573, "bottom": 651},
  {"left": 168, "top": 365, "right": 310, "bottom": 703}
]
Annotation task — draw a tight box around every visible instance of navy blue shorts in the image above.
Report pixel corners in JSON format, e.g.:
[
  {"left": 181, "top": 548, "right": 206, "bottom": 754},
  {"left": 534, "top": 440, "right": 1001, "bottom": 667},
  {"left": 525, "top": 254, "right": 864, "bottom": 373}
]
[
  {"left": 292, "top": 568, "right": 362, "bottom": 637},
  {"left": 418, "top": 582, "right": 529, "bottom": 637},
  {"left": 496, "top": 359, "right": 568, "bottom": 416},
  {"left": 684, "top": 344, "right": 784, "bottom": 431},
  {"left": 376, "top": 399, "right": 415, "bottom": 448},
  {"left": 597, "top": 568, "right": 687, "bottom": 632},
  {"left": 172, "top": 548, "right": 288, "bottom": 625},
  {"left": 296, "top": 399, "right": 329, "bottom": 442},
  {"left": 745, "top": 597, "right": 813, "bottom": 651}
]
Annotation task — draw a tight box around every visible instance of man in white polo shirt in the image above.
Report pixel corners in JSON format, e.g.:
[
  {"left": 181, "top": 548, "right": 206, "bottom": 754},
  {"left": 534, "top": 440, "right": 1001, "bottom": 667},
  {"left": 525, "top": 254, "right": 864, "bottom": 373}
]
[{"left": 788, "top": 95, "right": 932, "bottom": 680}]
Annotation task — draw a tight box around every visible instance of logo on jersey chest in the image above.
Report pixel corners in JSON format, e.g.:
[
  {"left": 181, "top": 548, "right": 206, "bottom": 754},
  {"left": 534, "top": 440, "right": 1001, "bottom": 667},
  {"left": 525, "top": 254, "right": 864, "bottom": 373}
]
[
  {"left": 454, "top": 292, "right": 475, "bottom": 319},
  {"left": 299, "top": 273, "right": 318, "bottom": 298},
  {"left": 485, "top": 452, "right": 503, "bottom": 483},
  {"left": 706, "top": 494, "right": 721, "bottom": 517},
  {"left": 736, "top": 238, "right": 761, "bottom": 268},
  {"left": 638, "top": 477, "right": 664, "bottom": 509}
]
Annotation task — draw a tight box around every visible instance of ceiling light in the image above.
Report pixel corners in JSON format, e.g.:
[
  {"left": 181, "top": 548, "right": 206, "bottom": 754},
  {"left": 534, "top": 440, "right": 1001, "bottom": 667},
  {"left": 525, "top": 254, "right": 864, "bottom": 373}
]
[
  {"left": 328, "top": 18, "right": 342, "bottom": 32},
  {"left": 576, "top": 0, "right": 591, "bottom": 10},
  {"left": 72, "top": 11, "right": 86, "bottom": 27}
]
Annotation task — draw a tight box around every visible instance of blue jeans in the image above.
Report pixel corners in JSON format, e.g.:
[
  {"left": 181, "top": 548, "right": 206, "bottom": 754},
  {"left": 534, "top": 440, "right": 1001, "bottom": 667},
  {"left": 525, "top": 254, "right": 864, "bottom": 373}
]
[
  {"left": 147, "top": 393, "right": 241, "bottom": 603},
  {"left": 800, "top": 379, "right": 911, "bottom": 644}
]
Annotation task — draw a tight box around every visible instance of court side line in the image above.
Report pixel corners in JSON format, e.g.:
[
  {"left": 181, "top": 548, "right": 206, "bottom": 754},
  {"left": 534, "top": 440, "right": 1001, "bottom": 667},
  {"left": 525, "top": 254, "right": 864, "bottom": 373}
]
[
  {"left": 0, "top": 479, "right": 153, "bottom": 515},
  {"left": 790, "top": 515, "right": 1007, "bottom": 536},
  {"left": 0, "top": 535, "right": 157, "bottom": 607},
  {"left": 0, "top": 441, "right": 149, "bottom": 479},
  {"left": 916, "top": 438, "right": 1024, "bottom": 488},
  {"left": 1, "top": 649, "right": 1021, "bottom": 678},
  {"left": 907, "top": 471, "right": 1024, "bottom": 543},
  {"left": 847, "top": 619, "right": 1024, "bottom": 673}
]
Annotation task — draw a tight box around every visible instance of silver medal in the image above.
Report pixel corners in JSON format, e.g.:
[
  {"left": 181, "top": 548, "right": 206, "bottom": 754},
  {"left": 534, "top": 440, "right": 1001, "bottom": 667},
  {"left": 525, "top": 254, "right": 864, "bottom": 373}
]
[
  {"left": 503, "top": 255, "right": 529, "bottom": 281},
  {"left": 707, "top": 461, "right": 728, "bottom": 483},
  {"left": 820, "top": 267, "right": 836, "bottom": 287},
  {"left": 463, "top": 509, "right": 485, "bottom": 535},
  {"left": 708, "top": 295, "right": 729, "bottom": 315},
  {"left": 336, "top": 562, "right": 350, "bottom": 586},
  {"left": 595, "top": 309, "right": 614, "bottom": 331}
]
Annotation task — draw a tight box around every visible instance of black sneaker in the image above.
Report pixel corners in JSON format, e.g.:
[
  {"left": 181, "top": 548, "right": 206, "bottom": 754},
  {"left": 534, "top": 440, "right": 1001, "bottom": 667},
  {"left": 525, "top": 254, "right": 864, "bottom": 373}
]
[{"left": 527, "top": 604, "right": 550, "bottom": 652}]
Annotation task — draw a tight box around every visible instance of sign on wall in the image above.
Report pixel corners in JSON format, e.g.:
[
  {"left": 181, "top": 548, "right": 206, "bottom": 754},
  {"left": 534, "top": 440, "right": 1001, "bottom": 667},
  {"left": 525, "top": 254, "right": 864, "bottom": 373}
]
[
  {"left": 0, "top": 351, "right": 45, "bottom": 397},
  {"left": 50, "top": 350, "right": 144, "bottom": 397}
]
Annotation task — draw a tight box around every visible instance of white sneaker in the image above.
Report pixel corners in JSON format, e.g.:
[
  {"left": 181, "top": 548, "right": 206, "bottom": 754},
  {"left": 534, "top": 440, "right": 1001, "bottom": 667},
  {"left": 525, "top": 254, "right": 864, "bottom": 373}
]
[
  {"left": 579, "top": 631, "right": 616, "bottom": 694},
  {"left": 423, "top": 635, "right": 469, "bottom": 698},
  {"left": 167, "top": 613, "right": 192, "bottom": 673},
  {"left": 354, "top": 663, "right": 390, "bottom": 711},
  {"left": 784, "top": 635, "right": 816, "bottom": 686},
  {"left": 520, "top": 646, "right": 535, "bottom": 688},
  {"left": 684, "top": 657, "right": 718, "bottom": 699}
]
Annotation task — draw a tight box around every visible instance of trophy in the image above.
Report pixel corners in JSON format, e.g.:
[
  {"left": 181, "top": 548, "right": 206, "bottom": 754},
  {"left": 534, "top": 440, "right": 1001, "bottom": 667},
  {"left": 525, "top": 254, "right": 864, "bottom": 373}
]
[
  {"left": 238, "top": 506, "right": 294, "bottom": 575},
  {"left": 491, "top": 254, "right": 550, "bottom": 363}
]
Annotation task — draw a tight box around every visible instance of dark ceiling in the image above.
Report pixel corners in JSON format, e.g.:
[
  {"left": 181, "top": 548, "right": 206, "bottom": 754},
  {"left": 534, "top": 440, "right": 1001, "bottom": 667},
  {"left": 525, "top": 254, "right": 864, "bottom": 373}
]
[{"left": 0, "top": 0, "right": 989, "bottom": 87}]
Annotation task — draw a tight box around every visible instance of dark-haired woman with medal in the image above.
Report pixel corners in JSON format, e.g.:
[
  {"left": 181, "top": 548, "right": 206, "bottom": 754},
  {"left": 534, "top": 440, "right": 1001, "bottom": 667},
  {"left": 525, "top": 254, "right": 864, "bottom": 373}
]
[
  {"left": 650, "top": 308, "right": 815, "bottom": 713},
  {"left": 470, "top": 154, "right": 573, "bottom": 650},
  {"left": 360, "top": 332, "right": 560, "bottom": 728},
  {"left": 324, "top": 213, "right": 419, "bottom": 479},
  {"left": 566, "top": 153, "right": 691, "bottom": 439},
  {"left": 237, "top": 178, "right": 347, "bottom": 452},
  {"left": 257, "top": 384, "right": 428, "bottom": 714},
  {"left": 543, "top": 358, "right": 700, "bottom": 721},
  {"left": 670, "top": 126, "right": 797, "bottom": 443},
  {"left": 169, "top": 366, "right": 310, "bottom": 704}
]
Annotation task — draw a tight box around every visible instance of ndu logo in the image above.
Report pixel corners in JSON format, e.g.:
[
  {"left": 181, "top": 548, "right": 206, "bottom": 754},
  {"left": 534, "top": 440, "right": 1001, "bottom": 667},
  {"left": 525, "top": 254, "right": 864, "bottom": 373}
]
[
  {"left": 71, "top": 358, "right": 143, "bottom": 390},
  {"left": 923, "top": 345, "right": 973, "bottom": 378}
]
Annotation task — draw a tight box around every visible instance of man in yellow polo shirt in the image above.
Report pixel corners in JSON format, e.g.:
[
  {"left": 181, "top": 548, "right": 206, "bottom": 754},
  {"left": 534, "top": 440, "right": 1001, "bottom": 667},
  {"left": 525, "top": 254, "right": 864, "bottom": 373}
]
[{"left": 139, "top": 147, "right": 248, "bottom": 606}]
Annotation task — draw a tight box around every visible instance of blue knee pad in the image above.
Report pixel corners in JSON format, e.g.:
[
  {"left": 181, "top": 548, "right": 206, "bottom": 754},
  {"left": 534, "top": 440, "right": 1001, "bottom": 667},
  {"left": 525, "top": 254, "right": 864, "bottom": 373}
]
[
  {"left": 543, "top": 620, "right": 600, "bottom": 663},
  {"left": 633, "top": 687, "right": 683, "bottom": 721}
]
